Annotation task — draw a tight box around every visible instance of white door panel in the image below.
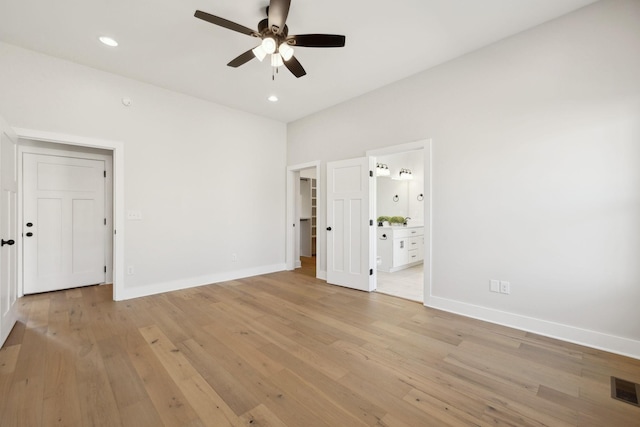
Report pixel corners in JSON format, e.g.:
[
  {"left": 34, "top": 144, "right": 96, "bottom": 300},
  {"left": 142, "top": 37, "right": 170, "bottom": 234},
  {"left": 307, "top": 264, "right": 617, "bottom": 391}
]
[
  {"left": 23, "top": 154, "right": 106, "bottom": 294},
  {"left": 326, "top": 157, "right": 375, "bottom": 291},
  {"left": 0, "top": 118, "right": 19, "bottom": 347}
]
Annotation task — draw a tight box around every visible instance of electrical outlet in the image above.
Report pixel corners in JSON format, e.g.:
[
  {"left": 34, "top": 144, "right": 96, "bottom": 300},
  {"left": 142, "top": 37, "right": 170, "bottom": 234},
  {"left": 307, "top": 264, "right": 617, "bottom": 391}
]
[
  {"left": 231, "top": 253, "right": 238, "bottom": 262},
  {"left": 127, "top": 266, "right": 135, "bottom": 275},
  {"left": 500, "top": 281, "right": 510, "bottom": 294}
]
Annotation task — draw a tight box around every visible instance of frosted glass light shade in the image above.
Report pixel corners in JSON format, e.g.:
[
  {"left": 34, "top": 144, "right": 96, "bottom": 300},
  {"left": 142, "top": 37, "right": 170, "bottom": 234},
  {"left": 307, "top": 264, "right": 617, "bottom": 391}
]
[
  {"left": 252, "top": 45, "right": 267, "bottom": 61},
  {"left": 279, "top": 43, "right": 294, "bottom": 61},
  {"left": 271, "top": 53, "right": 284, "bottom": 67},
  {"left": 261, "top": 37, "right": 276, "bottom": 54}
]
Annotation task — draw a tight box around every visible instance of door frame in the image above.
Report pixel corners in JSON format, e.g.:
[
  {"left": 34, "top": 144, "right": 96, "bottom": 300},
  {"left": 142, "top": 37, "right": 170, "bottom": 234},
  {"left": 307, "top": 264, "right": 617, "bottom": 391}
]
[
  {"left": 14, "top": 128, "right": 125, "bottom": 301},
  {"left": 20, "top": 148, "right": 113, "bottom": 294},
  {"left": 366, "top": 139, "right": 433, "bottom": 305},
  {"left": 286, "top": 161, "right": 321, "bottom": 278}
]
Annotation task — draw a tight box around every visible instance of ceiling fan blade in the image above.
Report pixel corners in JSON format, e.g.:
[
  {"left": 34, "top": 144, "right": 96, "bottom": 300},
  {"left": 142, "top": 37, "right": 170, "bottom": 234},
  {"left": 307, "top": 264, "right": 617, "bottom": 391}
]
[
  {"left": 268, "top": 0, "right": 291, "bottom": 34},
  {"left": 194, "top": 10, "right": 256, "bottom": 36},
  {"left": 290, "top": 34, "right": 346, "bottom": 48},
  {"left": 227, "top": 49, "right": 257, "bottom": 68},
  {"left": 284, "top": 56, "right": 306, "bottom": 78}
]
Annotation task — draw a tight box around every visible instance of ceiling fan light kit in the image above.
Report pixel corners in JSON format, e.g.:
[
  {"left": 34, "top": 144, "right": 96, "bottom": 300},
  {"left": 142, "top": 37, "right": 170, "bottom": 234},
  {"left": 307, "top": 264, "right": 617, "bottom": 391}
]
[{"left": 194, "top": 0, "right": 345, "bottom": 79}]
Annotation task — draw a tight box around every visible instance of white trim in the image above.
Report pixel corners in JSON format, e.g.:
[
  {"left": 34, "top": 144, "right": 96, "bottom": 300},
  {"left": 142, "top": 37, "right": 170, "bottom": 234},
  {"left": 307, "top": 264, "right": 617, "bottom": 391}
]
[
  {"left": 428, "top": 296, "right": 640, "bottom": 360},
  {"left": 365, "top": 140, "right": 427, "bottom": 157},
  {"left": 286, "top": 161, "right": 321, "bottom": 278},
  {"left": 13, "top": 127, "right": 125, "bottom": 301},
  {"left": 120, "top": 263, "right": 286, "bottom": 300}
]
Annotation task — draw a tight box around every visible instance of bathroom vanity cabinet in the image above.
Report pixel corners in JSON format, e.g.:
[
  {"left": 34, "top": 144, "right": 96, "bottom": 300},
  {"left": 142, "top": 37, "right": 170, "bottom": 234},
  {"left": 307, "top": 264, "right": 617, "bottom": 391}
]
[{"left": 377, "top": 226, "right": 424, "bottom": 272}]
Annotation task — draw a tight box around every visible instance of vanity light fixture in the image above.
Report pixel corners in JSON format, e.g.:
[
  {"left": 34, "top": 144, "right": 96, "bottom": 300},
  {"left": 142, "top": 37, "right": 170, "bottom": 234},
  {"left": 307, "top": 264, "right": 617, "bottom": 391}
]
[
  {"left": 376, "top": 163, "right": 390, "bottom": 177},
  {"left": 397, "top": 168, "right": 413, "bottom": 180}
]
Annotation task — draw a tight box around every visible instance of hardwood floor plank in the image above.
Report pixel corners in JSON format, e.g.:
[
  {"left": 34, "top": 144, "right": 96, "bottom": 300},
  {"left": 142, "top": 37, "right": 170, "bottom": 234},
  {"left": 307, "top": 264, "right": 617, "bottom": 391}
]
[
  {"left": 258, "top": 342, "right": 387, "bottom": 426},
  {"left": 126, "top": 332, "right": 204, "bottom": 427},
  {"left": 41, "top": 347, "right": 83, "bottom": 427},
  {"left": 403, "top": 387, "right": 494, "bottom": 427},
  {"left": 0, "top": 344, "right": 20, "bottom": 375},
  {"left": 97, "top": 335, "right": 148, "bottom": 405},
  {"left": 178, "top": 336, "right": 273, "bottom": 416},
  {"left": 118, "top": 399, "right": 165, "bottom": 427},
  {"left": 239, "top": 403, "right": 288, "bottom": 427}
]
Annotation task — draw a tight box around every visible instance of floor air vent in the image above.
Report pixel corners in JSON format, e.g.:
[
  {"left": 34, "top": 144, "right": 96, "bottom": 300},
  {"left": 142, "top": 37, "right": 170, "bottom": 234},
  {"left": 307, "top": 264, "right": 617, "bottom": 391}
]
[{"left": 611, "top": 377, "right": 640, "bottom": 407}]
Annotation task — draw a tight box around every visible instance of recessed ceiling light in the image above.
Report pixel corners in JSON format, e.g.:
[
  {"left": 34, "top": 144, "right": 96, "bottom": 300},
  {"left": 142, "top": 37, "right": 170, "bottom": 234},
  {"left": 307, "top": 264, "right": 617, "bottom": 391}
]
[
  {"left": 99, "top": 36, "right": 118, "bottom": 47},
  {"left": 268, "top": 95, "right": 279, "bottom": 102}
]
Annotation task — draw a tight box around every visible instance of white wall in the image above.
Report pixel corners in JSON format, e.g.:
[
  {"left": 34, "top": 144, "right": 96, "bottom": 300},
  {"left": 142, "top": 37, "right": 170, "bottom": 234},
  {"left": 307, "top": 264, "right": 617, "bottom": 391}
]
[
  {"left": 288, "top": 0, "right": 640, "bottom": 357},
  {"left": 0, "top": 42, "right": 287, "bottom": 299}
]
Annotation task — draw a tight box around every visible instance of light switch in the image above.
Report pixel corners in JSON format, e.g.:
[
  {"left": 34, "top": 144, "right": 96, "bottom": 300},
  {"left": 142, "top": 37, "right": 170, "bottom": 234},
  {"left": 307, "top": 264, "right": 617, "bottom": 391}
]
[
  {"left": 127, "top": 210, "right": 142, "bottom": 220},
  {"left": 490, "top": 280, "right": 500, "bottom": 293}
]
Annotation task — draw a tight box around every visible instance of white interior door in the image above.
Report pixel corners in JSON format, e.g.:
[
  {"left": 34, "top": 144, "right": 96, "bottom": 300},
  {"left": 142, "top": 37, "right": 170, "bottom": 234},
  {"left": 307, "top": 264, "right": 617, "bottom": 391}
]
[
  {"left": 326, "top": 157, "right": 375, "bottom": 291},
  {"left": 23, "top": 154, "right": 106, "bottom": 294},
  {"left": 0, "top": 118, "right": 19, "bottom": 347}
]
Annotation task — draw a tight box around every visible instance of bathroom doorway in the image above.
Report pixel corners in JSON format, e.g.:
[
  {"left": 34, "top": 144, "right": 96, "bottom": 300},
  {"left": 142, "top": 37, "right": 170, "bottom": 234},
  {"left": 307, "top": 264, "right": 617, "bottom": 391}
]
[{"left": 374, "top": 149, "right": 425, "bottom": 301}]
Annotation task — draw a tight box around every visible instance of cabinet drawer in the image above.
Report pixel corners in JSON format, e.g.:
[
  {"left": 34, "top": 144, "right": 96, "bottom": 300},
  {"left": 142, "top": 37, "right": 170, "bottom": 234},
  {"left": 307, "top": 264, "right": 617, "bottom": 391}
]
[
  {"left": 408, "top": 236, "right": 420, "bottom": 249},
  {"left": 392, "top": 227, "right": 423, "bottom": 239},
  {"left": 408, "top": 249, "right": 419, "bottom": 263}
]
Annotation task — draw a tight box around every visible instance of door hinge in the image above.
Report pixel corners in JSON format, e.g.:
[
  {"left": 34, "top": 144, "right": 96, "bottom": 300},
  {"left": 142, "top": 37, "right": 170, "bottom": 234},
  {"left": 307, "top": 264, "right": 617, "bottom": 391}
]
[
  {"left": 369, "top": 170, "right": 373, "bottom": 177},
  {"left": 369, "top": 219, "right": 373, "bottom": 226},
  {"left": 104, "top": 218, "right": 107, "bottom": 225},
  {"left": 104, "top": 266, "right": 107, "bottom": 273},
  {"left": 369, "top": 269, "right": 373, "bottom": 276},
  {"left": 104, "top": 171, "right": 106, "bottom": 178}
]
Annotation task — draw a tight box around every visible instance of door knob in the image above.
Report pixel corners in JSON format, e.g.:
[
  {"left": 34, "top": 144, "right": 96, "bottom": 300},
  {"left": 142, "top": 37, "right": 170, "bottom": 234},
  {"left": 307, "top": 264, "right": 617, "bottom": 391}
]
[
  {"left": 25, "top": 232, "right": 33, "bottom": 237},
  {"left": 1, "top": 239, "right": 15, "bottom": 246},
  {"left": 326, "top": 227, "right": 332, "bottom": 231}
]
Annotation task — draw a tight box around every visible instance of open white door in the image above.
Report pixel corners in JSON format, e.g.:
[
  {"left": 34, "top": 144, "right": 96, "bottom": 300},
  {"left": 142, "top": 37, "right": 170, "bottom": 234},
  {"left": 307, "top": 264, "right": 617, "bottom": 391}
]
[
  {"left": 326, "top": 157, "right": 375, "bottom": 291},
  {"left": 0, "top": 117, "right": 19, "bottom": 347}
]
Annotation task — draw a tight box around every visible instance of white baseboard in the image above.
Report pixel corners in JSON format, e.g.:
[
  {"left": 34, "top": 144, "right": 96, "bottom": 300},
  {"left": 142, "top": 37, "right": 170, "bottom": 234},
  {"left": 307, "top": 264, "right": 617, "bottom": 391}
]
[
  {"left": 117, "top": 263, "right": 287, "bottom": 301},
  {"left": 427, "top": 296, "right": 640, "bottom": 360}
]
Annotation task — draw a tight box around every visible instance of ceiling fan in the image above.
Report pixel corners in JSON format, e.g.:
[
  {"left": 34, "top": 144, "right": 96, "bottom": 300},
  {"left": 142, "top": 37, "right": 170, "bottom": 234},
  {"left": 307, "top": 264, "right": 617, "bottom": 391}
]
[{"left": 194, "top": 0, "right": 346, "bottom": 78}]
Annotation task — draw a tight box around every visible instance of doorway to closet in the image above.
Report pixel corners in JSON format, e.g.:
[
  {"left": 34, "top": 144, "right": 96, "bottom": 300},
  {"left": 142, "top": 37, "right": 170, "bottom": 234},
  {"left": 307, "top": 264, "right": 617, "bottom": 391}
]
[
  {"left": 13, "top": 128, "right": 124, "bottom": 301},
  {"left": 285, "top": 161, "right": 321, "bottom": 278},
  {"left": 20, "top": 140, "right": 114, "bottom": 295}
]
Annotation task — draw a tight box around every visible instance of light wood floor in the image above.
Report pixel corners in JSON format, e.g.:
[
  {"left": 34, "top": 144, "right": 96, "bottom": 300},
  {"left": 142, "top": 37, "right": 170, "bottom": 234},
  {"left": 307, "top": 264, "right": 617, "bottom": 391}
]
[{"left": 1, "top": 271, "right": 639, "bottom": 426}]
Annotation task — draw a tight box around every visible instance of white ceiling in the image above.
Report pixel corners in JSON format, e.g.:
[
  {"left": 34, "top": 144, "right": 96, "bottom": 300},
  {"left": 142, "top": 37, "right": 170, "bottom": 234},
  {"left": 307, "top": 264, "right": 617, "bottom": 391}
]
[{"left": 0, "top": 0, "right": 597, "bottom": 123}]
